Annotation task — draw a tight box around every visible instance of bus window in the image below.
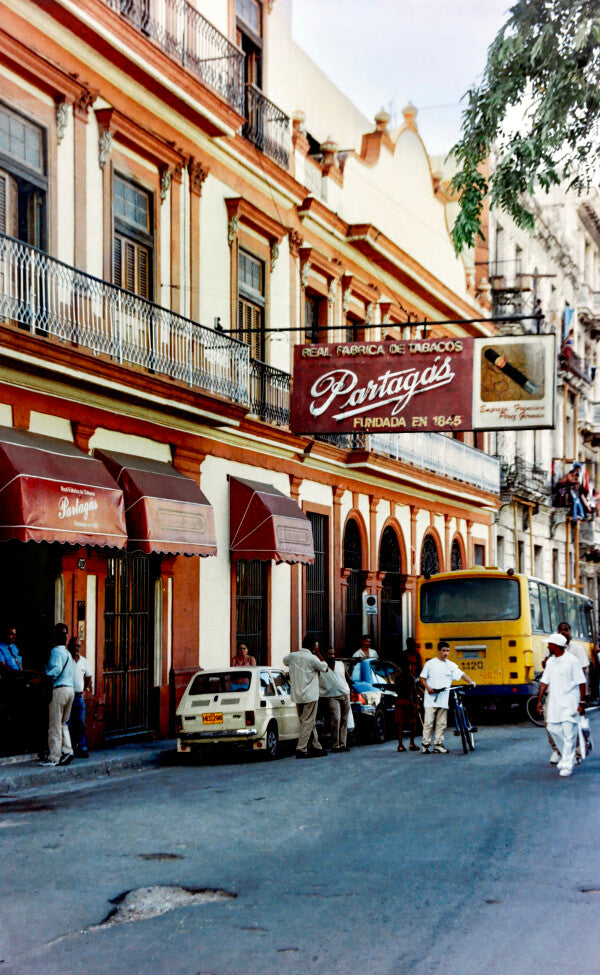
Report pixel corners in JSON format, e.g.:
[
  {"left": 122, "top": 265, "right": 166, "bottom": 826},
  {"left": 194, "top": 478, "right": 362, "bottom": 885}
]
[
  {"left": 420, "top": 577, "right": 520, "bottom": 623},
  {"left": 547, "top": 587, "right": 560, "bottom": 631},
  {"left": 528, "top": 581, "right": 543, "bottom": 633},
  {"left": 583, "top": 603, "right": 595, "bottom": 643},
  {"left": 566, "top": 594, "right": 578, "bottom": 634},
  {"left": 539, "top": 584, "right": 551, "bottom": 632}
]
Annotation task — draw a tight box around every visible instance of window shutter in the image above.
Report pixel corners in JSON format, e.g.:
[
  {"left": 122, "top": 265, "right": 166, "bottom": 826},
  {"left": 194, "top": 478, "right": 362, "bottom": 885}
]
[
  {"left": 138, "top": 246, "right": 148, "bottom": 299},
  {"left": 0, "top": 171, "right": 18, "bottom": 238},
  {"left": 113, "top": 235, "right": 123, "bottom": 288},
  {"left": 124, "top": 241, "right": 135, "bottom": 293}
]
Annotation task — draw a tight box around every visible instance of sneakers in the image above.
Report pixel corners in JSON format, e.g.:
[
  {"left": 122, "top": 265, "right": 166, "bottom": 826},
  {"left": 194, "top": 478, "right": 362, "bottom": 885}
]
[
  {"left": 58, "top": 753, "right": 74, "bottom": 766},
  {"left": 421, "top": 745, "right": 431, "bottom": 754},
  {"left": 433, "top": 745, "right": 449, "bottom": 754},
  {"left": 559, "top": 768, "right": 573, "bottom": 777},
  {"left": 550, "top": 750, "right": 561, "bottom": 765},
  {"left": 39, "top": 760, "right": 58, "bottom": 767}
]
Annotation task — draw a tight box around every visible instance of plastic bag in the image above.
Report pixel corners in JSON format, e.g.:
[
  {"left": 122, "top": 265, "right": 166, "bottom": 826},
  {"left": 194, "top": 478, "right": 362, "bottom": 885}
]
[{"left": 577, "top": 714, "right": 593, "bottom": 759}]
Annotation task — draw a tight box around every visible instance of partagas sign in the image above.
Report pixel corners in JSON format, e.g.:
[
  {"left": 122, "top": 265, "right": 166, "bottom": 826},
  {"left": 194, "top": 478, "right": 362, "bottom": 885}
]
[{"left": 290, "top": 334, "right": 555, "bottom": 434}]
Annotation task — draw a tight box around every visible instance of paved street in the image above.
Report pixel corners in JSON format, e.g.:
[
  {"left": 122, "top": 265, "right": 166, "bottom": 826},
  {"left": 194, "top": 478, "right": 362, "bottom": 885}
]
[{"left": 1, "top": 715, "right": 599, "bottom": 975}]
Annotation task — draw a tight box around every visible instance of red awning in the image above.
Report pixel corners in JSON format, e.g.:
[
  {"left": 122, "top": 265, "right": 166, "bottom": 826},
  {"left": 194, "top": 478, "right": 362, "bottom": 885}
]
[
  {"left": 229, "top": 476, "right": 314, "bottom": 565},
  {"left": 0, "top": 426, "right": 127, "bottom": 548},
  {"left": 94, "top": 449, "right": 217, "bottom": 557}
]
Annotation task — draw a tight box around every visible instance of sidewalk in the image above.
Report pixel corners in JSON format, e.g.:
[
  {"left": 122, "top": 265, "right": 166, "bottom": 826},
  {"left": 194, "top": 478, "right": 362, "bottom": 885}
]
[{"left": 0, "top": 739, "right": 176, "bottom": 795}]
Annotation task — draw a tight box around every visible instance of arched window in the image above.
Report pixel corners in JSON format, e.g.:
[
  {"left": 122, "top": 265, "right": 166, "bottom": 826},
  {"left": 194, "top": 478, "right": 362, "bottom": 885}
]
[
  {"left": 451, "top": 538, "right": 463, "bottom": 571},
  {"left": 343, "top": 519, "right": 364, "bottom": 653},
  {"left": 420, "top": 534, "right": 439, "bottom": 576},
  {"left": 379, "top": 526, "right": 402, "bottom": 659}
]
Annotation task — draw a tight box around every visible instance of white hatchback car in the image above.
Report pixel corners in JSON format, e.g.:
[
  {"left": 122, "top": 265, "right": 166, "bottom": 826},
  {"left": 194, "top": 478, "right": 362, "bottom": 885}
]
[{"left": 176, "top": 666, "right": 301, "bottom": 760}]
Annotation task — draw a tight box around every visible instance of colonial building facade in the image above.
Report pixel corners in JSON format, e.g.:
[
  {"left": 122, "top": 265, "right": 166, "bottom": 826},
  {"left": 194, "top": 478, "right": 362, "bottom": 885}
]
[{"left": 0, "top": 0, "right": 499, "bottom": 747}]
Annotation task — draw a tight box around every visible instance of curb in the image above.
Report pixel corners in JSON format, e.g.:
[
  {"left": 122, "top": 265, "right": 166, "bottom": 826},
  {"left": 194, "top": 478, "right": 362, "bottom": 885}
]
[{"left": 0, "top": 741, "right": 176, "bottom": 795}]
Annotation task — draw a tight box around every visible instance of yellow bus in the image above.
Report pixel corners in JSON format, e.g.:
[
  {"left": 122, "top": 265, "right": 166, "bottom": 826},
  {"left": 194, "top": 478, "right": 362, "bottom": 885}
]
[{"left": 415, "top": 567, "right": 596, "bottom": 704}]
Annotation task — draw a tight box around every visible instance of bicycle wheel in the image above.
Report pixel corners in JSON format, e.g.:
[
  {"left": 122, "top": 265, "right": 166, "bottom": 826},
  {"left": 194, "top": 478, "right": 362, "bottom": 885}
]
[
  {"left": 455, "top": 705, "right": 470, "bottom": 754},
  {"left": 462, "top": 706, "right": 475, "bottom": 751},
  {"left": 525, "top": 692, "right": 545, "bottom": 727}
]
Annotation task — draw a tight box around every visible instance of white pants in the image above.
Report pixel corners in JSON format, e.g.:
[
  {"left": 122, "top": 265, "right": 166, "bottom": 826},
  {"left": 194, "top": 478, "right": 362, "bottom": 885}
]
[{"left": 546, "top": 720, "right": 577, "bottom": 772}]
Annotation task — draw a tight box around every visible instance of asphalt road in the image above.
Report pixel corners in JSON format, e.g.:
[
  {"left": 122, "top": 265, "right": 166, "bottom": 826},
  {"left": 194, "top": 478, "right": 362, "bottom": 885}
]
[{"left": 1, "top": 715, "right": 599, "bottom": 975}]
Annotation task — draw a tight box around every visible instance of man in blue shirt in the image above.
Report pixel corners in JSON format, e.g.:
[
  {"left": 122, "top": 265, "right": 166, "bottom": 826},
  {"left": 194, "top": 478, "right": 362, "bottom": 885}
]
[
  {"left": 41, "top": 623, "right": 75, "bottom": 767},
  {"left": 0, "top": 626, "right": 23, "bottom": 673}
]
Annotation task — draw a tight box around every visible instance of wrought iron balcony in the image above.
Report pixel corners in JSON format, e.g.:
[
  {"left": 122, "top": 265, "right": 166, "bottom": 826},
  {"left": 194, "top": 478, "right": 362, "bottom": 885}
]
[
  {"left": 102, "top": 0, "right": 245, "bottom": 114},
  {"left": 370, "top": 433, "right": 500, "bottom": 494},
  {"left": 498, "top": 454, "right": 549, "bottom": 502},
  {"left": 558, "top": 349, "right": 594, "bottom": 384},
  {"left": 249, "top": 358, "right": 290, "bottom": 426},
  {"left": 0, "top": 233, "right": 249, "bottom": 405},
  {"left": 243, "top": 84, "right": 291, "bottom": 169}
]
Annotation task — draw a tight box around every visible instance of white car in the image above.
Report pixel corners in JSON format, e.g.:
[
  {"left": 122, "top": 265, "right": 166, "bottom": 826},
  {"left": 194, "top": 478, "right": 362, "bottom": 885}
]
[{"left": 176, "top": 666, "right": 301, "bottom": 760}]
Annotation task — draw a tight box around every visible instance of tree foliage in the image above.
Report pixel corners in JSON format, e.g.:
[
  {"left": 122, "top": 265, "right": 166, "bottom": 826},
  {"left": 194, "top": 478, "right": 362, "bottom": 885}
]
[{"left": 450, "top": 0, "right": 600, "bottom": 253}]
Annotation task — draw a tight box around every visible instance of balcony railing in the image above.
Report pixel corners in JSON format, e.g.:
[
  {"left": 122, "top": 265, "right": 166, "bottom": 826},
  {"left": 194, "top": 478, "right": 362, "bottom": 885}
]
[
  {"left": 243, "top": 84, "right": 291, "bottom": 169},
  {"left": 498, "top": 454, "right": 549, "bottom": 501},
  {"left": 103, "top": 0, "right": 245, "bottom": 114},
  {"left": 370, "top": 433, "right": 500, "bottom": 494},
  {"left": 0, "top": 233, "right": 249, "bottom": 405},
  {"left": 249, "top": 358, "right": 290, "bottom": 425},
  {"left": 558, "top": 350, "right": 594, "bottom": 384}
]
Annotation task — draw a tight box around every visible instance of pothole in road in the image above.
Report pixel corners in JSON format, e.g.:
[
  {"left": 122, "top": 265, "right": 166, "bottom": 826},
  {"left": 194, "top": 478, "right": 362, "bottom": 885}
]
[
  {"left": 138, "top": 853, "right": 184, "bottom": 861},
  {"left": 94, "top": 885, "right": 236, "bottom": 929}
]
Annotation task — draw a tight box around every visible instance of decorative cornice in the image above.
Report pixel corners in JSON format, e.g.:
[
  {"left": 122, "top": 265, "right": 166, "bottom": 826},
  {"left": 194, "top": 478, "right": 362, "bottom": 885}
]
[
  {"left": 94, "top": 107, "right": 184, "bottom": 170},
  {"left": 224, "top": 197, "right": 286, "bottom": 244},
  {"left": 0, "top": 28, "right": 89, "bottom": 105},
  {"left": 298, "top": 246, "right": 340, "bottom": 283},
  {"left": 188, "top": 157, "right": 209, "bottom": 196}
]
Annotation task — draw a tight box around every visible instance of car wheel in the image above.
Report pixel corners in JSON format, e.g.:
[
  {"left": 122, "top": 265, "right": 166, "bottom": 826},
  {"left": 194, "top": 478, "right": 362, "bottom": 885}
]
[
  {"left": 264, "top": 720, "right": 280, "bottom": 760},
  {"left": 373, "top": 708, "right": 387, "bottom": 744}
]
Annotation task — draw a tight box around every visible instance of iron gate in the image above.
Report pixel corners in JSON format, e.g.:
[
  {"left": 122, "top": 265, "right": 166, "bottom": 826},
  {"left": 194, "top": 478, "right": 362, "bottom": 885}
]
[
  {"left": 235, "top": 559, "right": 268, "bottom": 664},
  {"left": 104, "top": 552, "right": 152, "bottom": 736},
  {"left": 379, "top": 526, "right": 402, "bottom": 658},
  {"left": 305, "top": 512, "right": 328, "bottom": 651},
  {"left": 344, "top": 519, "right": 364, "bottom": 653}
]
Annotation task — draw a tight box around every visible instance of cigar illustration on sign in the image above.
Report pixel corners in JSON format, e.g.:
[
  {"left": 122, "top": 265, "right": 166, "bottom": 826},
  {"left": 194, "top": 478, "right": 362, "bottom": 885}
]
[{"left": 484, "top": 348, "right": 538, "bottom": 395}]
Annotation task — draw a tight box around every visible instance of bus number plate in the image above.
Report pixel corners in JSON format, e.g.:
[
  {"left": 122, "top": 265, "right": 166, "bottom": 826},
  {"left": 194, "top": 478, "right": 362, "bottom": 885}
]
[{"left": 462, "top": 661, "right": 484, "bottom": 670}]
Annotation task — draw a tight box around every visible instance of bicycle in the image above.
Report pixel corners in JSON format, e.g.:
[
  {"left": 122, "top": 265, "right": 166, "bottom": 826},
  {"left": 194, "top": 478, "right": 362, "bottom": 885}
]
[
  {"left": 525, "top": 673, "right": 546, "bottom": 727},
  {"left": 449, "top": 686, "right": 476, "bottom": 754}
]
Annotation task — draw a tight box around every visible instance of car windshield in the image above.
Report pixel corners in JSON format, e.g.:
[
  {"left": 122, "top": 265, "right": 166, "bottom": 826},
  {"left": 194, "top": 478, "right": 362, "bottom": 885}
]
[
  {"left": 420, "top": 577, "right": 520, "bottom": 623},
  {"left": 348, "top": 659, "right": 396, "bottom": 684},
  {"left": 188, "top": 672, "right": 252, "bottom": 695}
]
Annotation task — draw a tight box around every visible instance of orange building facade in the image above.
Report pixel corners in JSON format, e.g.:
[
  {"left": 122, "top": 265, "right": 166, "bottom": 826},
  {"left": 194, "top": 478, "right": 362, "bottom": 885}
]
[{"left": 0, "top": 0, "right": 500, "bottom": 749}]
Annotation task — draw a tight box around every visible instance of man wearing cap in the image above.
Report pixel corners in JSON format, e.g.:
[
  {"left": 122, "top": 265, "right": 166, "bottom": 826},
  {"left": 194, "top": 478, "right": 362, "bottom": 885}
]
[{"left": 537, "top": 633, "right": 586, "bottom": 778}]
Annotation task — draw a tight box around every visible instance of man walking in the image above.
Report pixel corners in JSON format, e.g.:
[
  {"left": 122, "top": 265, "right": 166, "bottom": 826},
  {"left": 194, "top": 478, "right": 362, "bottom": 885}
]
[
  {"left": 419, "top": 641, "right": 475, "bottom": 754},
  {"left": 537, "top": 633, "right": 586, "bottom": 778},
  {"left": 319, "top": 648, "right": 351, "bottom": 752},
  {"left": 41, "top": 623, "right": 75, "bottom": 767},
  {"left": 283, "top": 636, "right": 328, "bottom": 759}
]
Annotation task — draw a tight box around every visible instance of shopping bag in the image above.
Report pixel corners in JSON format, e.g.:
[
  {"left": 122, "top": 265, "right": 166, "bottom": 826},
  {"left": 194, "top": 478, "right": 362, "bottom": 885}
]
[{"left": 577, "top": 714, "right": 593, "bottom": 759}]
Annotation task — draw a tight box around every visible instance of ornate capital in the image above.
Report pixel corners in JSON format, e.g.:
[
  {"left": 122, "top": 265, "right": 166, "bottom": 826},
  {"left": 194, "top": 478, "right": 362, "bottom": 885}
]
[
  {"left": 366, "top": 302, "right": 376, "bottom": 326},
  {"left": 73, "top": 88, "right": 96, "bottom": 121},
  {"left": 55, "top": 101, "right": 69, "bottom": 145},
  {"left": 98, "top": 128, "right": 113, "bottom": 169},
  {"left": 159, "top": 168, "right": 172, "bottom": 203},
  {"left": 188, "top": 158, "right": 209, "bottom": 196},
  {"left": 328, "top": 278, "right": 336, "bottom": 307},
  {"left": 228, "top": 215, "right": 239, "bottom": 247},
  {"left": 270, "top": 240, "right": 280, "bottom": 272},
  {"left": 288, "top": 230, "right": 304, "bottom": 259},
  {"left": 342, "top": 287, "right": 351, "bottom": 315},
  {"left": 300, "top": 261, "right": 309, "bottom": 289}
]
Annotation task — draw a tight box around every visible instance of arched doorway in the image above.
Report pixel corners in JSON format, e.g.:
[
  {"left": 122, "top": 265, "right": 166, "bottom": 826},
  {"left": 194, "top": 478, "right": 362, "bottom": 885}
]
[
  {"left": 379, "top": 525, "right": 402, "bottom": 660},
  {"left": 343, "top": 518, "right": 364, "bottom": 654},
  {"left": 451, "top": 538, "right": 463, "bottom": 571},
  {"left": 420, "top": 533, "right": 439, "bottom": 576}
]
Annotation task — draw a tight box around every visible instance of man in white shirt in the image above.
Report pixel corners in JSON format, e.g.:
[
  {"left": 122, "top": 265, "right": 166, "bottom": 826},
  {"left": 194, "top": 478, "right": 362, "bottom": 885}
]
[
  {"left": 419, "top": 641, "right": 476, "bottom": 754},
  {"left": 353, "top": 635, "right": 378, "bottom": 659},
  {"left": 557, "top": 621, "right": 589, "bottom": 684},
  {"left": 319, "top": 648, "right": 351, "bottom": 752},
  {"left": 537, "top": 633, "right": 586, "bottom": 777},
  {"left": 283, "top": 637, "right": 328, "bottom": 759},
  {"left": 67, "top": 637, "right": 92, "bottom": 758}
]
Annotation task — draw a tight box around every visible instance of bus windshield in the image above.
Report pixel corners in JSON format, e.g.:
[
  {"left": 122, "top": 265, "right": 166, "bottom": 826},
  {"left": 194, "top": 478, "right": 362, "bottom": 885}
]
[{"left": 420, "top": 577, "right": 521, "bottom": 623}]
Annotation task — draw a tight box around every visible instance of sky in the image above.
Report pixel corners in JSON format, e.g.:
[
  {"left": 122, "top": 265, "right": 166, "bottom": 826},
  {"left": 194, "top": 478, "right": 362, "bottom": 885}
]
[{"left": 291, "top": 0, "right": 511, "bottom": 156}]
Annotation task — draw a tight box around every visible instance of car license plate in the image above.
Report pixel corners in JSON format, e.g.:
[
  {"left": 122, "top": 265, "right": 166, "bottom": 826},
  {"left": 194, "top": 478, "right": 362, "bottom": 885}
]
[{"left": 202, "top": 712, "right": 223, "bottom": 725}]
